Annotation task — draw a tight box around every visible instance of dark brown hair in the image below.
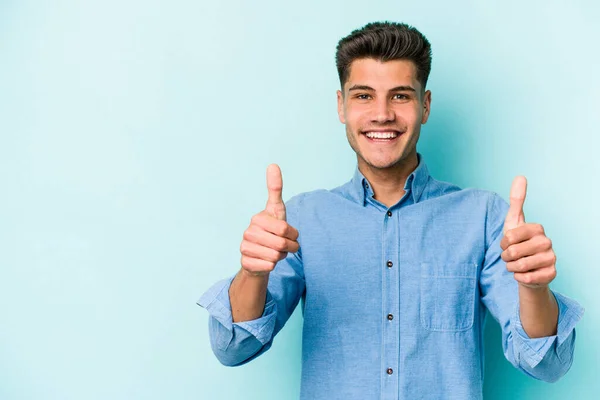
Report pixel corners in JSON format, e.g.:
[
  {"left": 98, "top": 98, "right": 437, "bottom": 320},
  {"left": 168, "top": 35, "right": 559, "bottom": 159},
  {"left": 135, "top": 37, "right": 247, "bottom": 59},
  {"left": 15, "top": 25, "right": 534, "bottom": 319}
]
[{"left": 335, "top": 21, "right": 432, "bottom": 91}]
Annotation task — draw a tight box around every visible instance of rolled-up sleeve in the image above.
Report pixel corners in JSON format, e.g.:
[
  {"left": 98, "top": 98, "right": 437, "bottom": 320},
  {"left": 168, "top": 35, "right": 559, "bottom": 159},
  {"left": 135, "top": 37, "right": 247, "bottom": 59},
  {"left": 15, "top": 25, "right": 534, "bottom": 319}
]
[
  {"left": 197, "top": 276, "right": 279, "bottom": 366},
  {"left": 480, "top": 193, "right": 584, "bottom": 383},
  {"left": 197, "top": 194, "right": 306, "bottom": 367},
  {"left": 512, "top": 291, "right": 584, "bottom": 381}
]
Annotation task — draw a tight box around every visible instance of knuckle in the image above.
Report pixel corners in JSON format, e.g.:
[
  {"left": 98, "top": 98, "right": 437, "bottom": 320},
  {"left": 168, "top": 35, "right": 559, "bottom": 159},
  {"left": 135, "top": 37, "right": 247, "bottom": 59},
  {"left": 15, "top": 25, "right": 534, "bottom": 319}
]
[
  {"left": 275, "top": 237, "right": 288, "bottom": 251},
  {"left": 505, "top": 232, "right": 515, "bottom": 244},
  {"left": 267, "top": 249, "right": 281, "bottom": 263},
  {"left": 289, "top": 241, "right": 299, "bottom": 253},
  {"left": 276, "top": 221, "right": 288, "bottom": 237},
  {"left": 507, "top": 261, "right": 517, "bottom": 272},
  {"left": 534, "top": 237, "right": 545, "bottom": 250},
  {"left": 521, "top": 273, "right": 533, "bottom": 285},
  {"left": 511, "top": 260, "right": 520, "bottom": 272},
  {"left": 246, "top": 264, "right": 260, "bottom": 274},
  {"left": 240, "top": 241, "right": 249, "bottom": 255},
  {"left": 536, "top": 224, "right": 545, "bottom": 235}
]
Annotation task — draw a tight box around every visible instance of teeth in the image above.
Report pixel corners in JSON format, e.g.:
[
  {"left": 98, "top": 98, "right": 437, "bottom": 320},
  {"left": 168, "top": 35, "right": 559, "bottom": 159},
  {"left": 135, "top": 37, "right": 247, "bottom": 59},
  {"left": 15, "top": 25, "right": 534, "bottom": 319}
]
[{"left": 365, "top": 131, "right": 398, "bottom": 139}]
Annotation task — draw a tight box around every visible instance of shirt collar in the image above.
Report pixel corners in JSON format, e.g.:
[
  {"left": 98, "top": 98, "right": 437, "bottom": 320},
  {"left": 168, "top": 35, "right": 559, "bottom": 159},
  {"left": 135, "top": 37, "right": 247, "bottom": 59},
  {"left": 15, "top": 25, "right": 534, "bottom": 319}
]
[{"left": 349, "top": 152, "right": 430, "bottom": 207}]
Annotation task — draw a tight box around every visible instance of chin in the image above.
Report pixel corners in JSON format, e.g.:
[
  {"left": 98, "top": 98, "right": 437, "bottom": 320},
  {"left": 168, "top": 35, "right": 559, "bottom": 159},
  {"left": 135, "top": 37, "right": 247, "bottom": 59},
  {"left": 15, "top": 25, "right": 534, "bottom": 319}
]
[{"left": 363, "top": 157, "right": 402, "bottom": 170}]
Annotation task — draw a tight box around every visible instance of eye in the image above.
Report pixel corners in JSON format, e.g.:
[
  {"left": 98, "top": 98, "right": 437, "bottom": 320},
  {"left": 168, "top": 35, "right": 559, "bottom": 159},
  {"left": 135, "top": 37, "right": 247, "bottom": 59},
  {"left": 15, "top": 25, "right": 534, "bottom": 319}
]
[
  {"left": 356, "top": 93, "right": 372, "bottom": 100},
  {"left": 392, "top": 93, "right": 409, "bottom": 100}
]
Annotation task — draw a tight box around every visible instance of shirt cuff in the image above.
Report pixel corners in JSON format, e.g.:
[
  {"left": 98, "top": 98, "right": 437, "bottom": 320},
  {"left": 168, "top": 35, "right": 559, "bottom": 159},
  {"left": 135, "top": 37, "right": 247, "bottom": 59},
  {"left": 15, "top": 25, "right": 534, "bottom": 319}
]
[
  {"left": 513, "top": 290, "right": 584, "bottom": 368},
  {"left": 197, "top": 276, "right": 278, "bottom": 346},
  {"left": 235, "top": 296, "right": 277, "bottom": 345}
]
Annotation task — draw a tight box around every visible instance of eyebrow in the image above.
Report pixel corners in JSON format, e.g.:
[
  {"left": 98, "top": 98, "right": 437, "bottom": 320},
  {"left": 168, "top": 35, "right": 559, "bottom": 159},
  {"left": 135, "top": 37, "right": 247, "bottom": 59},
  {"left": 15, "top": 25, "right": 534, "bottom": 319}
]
[{"left": 348, "top": 84, "right": 417, "bottom": 93}]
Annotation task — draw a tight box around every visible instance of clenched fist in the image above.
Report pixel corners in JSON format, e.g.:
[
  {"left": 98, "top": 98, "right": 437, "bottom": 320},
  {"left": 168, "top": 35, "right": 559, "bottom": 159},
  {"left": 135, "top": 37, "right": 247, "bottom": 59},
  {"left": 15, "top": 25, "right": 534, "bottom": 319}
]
[
  {"left": 240, "top": 164, "right": 300, "bottom": 276},
  {"left": 500, "top": 176, "right": 557, "bottom": 289}
]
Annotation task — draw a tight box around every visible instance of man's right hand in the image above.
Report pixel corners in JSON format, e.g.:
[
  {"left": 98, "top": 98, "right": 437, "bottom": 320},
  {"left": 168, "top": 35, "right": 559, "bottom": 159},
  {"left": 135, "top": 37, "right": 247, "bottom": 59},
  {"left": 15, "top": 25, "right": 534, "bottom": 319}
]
[{"left": 239, "top": 164, "right": 300, "bottom": 277}]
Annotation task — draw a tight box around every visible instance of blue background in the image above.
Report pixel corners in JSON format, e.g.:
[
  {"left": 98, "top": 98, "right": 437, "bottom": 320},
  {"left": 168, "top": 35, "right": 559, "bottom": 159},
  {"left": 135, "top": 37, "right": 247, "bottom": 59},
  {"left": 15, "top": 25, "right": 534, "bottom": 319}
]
[{"left": 1, "top": 1, "right": 598, "bottom": 398}]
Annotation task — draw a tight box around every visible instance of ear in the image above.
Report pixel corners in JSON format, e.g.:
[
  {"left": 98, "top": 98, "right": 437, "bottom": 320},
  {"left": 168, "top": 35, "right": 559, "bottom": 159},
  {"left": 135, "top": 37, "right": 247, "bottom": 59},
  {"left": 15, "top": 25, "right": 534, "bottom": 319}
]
[
  {"left": 337, "top": 90, "right": 346, "bottom": 124},
  {"left": 421, "top": 90, "right": 432, "bottom": 124}
]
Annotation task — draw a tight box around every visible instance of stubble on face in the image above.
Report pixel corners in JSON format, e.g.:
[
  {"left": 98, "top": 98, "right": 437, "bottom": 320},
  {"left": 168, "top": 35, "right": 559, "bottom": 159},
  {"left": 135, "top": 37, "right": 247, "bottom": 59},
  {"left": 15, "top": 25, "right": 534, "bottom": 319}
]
[{"left": 337, "top": 58, "right": 430, "bottom": 174}]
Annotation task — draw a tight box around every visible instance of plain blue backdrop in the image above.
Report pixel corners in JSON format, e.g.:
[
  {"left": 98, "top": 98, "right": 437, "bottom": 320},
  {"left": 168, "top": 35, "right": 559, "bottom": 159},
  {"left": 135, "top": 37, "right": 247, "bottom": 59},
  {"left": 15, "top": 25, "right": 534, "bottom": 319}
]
[{"left": 0, "top": 1, "right": 598, "bottom": 399}]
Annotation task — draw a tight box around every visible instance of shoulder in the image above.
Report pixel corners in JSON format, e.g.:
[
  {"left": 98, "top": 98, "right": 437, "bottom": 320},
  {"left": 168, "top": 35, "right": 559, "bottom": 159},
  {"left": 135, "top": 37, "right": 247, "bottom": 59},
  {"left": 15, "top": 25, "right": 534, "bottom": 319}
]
[
  {"left": 284, "top": 188, "right": 332, "bottom": 212},
  {"left": 424, "top": 176, "right": 503, "bottom": 204}
]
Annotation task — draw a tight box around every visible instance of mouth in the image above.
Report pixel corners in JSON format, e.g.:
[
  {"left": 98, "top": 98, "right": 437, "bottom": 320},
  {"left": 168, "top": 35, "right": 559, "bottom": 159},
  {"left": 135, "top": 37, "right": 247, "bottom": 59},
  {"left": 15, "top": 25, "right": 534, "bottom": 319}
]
[{"left": 361, "top": 130, "right": 403, "bottom": 143}]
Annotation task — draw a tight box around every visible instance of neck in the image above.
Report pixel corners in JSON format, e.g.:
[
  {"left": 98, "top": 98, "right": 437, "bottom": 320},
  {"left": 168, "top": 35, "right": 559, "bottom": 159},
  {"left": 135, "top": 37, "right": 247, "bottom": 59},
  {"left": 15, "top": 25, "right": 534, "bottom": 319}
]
[{"left": 358, "top": 152, "right": 419, "bottom": 208}]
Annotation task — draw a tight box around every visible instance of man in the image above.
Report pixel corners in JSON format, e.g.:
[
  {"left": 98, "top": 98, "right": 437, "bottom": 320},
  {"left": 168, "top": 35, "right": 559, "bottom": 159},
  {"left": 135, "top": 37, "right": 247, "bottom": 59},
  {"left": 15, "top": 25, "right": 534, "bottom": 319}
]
[{"left": 198, "top": 22, "right": 583, "bottom": 399}]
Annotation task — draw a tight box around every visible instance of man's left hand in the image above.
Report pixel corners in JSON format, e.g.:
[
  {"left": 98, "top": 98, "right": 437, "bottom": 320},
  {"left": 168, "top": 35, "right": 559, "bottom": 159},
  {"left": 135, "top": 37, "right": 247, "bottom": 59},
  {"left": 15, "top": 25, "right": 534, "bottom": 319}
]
[{"left": 500, "top": 176, "right": 557, "bottom": 289}]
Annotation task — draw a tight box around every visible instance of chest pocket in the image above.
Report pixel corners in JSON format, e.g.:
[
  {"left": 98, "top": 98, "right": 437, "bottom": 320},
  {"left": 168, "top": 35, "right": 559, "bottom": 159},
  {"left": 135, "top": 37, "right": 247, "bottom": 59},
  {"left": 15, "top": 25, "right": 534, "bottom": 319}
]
[{"left": 420, "top": 262, "right": 478, "bottom": 332}]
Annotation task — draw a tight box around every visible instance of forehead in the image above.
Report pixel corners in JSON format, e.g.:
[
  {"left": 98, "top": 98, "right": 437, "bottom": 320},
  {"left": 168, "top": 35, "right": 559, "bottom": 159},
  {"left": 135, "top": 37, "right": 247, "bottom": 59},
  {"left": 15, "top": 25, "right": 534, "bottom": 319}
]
[{"left": 345, "top": 58, "right": 421, "bottom": 91}]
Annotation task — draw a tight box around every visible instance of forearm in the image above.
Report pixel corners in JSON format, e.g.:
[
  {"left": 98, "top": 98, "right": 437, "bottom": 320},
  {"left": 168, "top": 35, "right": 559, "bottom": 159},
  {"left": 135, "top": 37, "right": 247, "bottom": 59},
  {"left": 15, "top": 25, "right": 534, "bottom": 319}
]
[
  {"left": 229, "top": 269, "right": 269, "bottom": 323},
  {"left": 518, "top": 284, "right": 558, "bottom": 338}
]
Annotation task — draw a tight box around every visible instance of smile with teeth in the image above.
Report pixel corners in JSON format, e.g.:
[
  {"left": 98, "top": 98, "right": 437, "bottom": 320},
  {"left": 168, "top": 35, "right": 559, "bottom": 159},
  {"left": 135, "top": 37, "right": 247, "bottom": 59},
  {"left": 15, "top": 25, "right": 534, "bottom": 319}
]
[{"left": 364, "top": 131, "right": 399, "bottom": 139}]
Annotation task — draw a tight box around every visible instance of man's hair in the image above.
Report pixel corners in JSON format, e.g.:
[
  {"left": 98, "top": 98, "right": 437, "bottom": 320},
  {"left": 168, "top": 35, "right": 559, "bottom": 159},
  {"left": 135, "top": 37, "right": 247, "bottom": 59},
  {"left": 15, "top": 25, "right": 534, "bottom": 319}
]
[{"left": 335, "top": 21, "right": 432, "bottom": 91}]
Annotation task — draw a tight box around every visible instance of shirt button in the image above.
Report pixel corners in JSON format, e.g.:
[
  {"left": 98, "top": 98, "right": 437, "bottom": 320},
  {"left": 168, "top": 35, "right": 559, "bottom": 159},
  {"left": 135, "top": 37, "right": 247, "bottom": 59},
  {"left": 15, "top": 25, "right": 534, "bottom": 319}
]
[
  {"left": 387, "top": 314, "right": 394, "bottom": 320},
  {"left": 387, "top": 211, "right": 392, "bottom": 217},
  {"left": 387, "top": 368, "right": 393, "bottom": 375},
  {"left": 386, "top": 261, "right": 393, "bottom": 268}
]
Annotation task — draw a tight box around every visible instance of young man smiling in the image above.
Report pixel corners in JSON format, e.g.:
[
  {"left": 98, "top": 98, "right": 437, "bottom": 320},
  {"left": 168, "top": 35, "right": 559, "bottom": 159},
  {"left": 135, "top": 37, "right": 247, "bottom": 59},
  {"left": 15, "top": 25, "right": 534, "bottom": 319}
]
[{"left": 198, "top": 22, "right": 583, "bottom": 399}]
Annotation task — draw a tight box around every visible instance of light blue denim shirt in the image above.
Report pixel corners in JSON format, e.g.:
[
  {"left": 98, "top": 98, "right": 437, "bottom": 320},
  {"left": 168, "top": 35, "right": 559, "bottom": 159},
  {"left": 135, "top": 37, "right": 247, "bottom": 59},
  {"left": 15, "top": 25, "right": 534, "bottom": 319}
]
[{"left": 198, "top": 153, "right": 583, "bottom": 400}]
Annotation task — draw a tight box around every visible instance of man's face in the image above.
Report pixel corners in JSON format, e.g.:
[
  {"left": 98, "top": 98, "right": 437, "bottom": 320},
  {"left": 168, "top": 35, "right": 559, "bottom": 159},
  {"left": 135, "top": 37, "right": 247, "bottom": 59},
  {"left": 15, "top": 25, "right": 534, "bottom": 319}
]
[{"left": 337, "top": 58, "right": 431, "bottom": 170}]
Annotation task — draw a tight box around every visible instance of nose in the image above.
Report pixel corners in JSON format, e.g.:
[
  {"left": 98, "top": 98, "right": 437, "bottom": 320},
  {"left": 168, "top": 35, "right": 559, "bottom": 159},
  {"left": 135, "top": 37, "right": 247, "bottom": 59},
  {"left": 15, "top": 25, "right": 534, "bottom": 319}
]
[{"left": 371, "top": 97, "right": 395, "bottom": 124}]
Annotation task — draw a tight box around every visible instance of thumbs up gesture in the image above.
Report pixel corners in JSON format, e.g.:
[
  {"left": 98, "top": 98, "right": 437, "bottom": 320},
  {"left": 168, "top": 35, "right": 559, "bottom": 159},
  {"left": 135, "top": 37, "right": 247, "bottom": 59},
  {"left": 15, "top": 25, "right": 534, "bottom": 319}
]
[
  {"left": 239, "top": 164, "right": 300, "bottom": 277},
  {"left": 500, "top": 176, "right": 557, "bottom": 288}
]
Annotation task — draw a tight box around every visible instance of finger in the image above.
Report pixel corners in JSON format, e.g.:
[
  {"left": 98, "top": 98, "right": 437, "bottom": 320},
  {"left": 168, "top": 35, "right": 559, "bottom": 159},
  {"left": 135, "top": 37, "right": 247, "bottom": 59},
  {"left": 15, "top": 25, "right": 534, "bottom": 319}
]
[
  {"left": 501, "top": 235, "right": 552, "bottom": 262},
  {"left": 252, "top": 212, "right": 299, "bottom": 241},
  {"left": 240, "top": 240, "right": 287, "bottom": 263},
  {"left": 266, "top": 164, "right": 286, "bottom": 220},
  {"left": 513, "top": 265, "right": 557, "bottom": 287},
  {"left": 500, "top": 223, "right": 545, "bottom": 250},
  {"left": 504, "top": 176, "right": 527, "bottom": 233},
  {"left": 244, "top": 224, "right": 300, "bottom": 253},
  {"left": 240, "top": 255, "right": 277, "bottom": 274},
  {"left": 505, "top": 250, "right": 556, "bottom": 273}
]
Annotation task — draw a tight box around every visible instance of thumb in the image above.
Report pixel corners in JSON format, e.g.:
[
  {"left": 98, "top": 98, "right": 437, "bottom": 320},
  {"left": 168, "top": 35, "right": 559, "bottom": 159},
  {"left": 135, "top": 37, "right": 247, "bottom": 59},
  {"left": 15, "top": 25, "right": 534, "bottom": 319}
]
[
  {"left": 265, "top": 164, "right": 286, "bottom": 221},
  {"left": 504, "top": 175, "right": 527, "bottom": 233}
]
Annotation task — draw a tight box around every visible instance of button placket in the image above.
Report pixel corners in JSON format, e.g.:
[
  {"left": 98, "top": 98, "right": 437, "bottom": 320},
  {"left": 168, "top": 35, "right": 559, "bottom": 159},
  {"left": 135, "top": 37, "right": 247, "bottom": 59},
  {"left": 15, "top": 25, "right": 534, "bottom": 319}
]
[{"left": 382, "top": 208, "right": 399, "bottom": 394}]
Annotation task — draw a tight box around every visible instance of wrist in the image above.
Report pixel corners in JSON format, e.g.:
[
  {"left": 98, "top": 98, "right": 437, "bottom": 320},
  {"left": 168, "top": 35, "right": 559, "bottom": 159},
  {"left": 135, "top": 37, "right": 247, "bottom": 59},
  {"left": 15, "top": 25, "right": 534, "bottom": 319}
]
[
  {"left": 518, "top": 283, "right": 552, "bottom": 304},
  {"left": 518, "top": 281, "right": 549, "bottom": 291},
  {"left": 240, "top": 268, "right": 271, "bottom": 279}
]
